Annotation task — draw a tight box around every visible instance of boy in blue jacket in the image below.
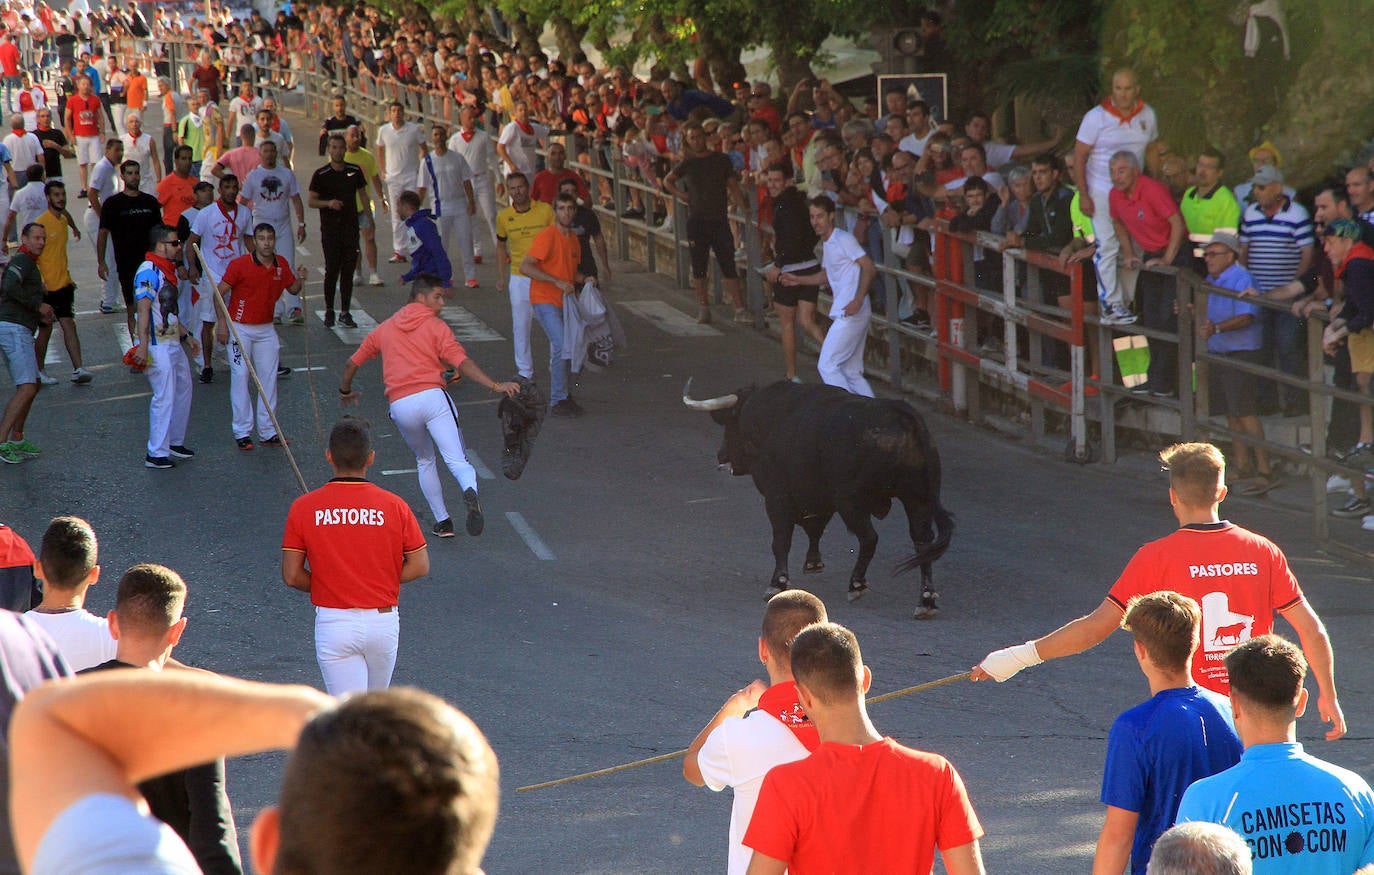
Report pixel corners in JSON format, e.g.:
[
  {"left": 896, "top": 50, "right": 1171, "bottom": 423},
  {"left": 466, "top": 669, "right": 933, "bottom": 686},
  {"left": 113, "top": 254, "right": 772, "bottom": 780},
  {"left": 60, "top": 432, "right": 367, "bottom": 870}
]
[{"left": 396, "top": 190, "right": 453, "bottom": 288}]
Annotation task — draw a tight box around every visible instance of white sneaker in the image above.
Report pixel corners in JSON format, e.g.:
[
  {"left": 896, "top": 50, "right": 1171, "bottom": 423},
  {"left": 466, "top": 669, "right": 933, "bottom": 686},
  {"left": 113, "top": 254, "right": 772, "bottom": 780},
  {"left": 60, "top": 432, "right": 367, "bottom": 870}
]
[
  {"left": 1363, "top": 515, "right": 1374, "bottom": 531},
  {"left": 36, "top": 370, "right": 58, "bottom": 385},
  {"left": 71, "top": 368, "right": 93, "bottom": 384},
  {"left": 1100, "top": 305, "right": 1138, "bottom": 326},
  {"left": 368, "top": 272, "right": 384, "bottom": 286},
  {"left": 1327, "top": 474, "right": 1354, "bottom": 495}
]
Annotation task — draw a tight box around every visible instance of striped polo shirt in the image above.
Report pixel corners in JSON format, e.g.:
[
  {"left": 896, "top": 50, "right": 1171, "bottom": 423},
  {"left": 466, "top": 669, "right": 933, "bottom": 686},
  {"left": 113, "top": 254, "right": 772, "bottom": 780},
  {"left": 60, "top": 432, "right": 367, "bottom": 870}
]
[{"left": 1239, "top": 198, "right": 1313, "bottom": 291}]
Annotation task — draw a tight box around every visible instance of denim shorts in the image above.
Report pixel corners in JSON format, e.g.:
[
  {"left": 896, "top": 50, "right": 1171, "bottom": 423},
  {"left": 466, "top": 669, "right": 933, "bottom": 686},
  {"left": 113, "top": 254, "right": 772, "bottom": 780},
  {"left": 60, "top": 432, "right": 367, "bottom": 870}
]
[{"left": 0, "top": 321, "right": 38, "bottom": 385}]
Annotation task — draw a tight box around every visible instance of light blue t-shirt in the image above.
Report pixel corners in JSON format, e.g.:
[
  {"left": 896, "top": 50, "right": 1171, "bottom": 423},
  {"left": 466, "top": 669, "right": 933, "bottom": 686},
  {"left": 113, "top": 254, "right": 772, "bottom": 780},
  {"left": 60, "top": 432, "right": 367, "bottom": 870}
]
[
  {"left": 32, "top": 793, "right": 200, "bottom": 874},
  {"left": 1176, "top": 742, "right": 1374, "bottom": 875}
]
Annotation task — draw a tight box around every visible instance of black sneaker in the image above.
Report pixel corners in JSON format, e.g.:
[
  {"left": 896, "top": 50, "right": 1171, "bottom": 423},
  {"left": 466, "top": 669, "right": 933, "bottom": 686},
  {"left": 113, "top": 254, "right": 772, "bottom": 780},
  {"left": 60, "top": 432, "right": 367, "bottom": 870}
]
[
  {"left": 463, "top": 487, "right": 484, "bottom": 536},
  {"left": 168, "top": 445, "right": 195, "bottom": 459},
  {"left": 200, "top": 366, "right": 214, "bottom": 384},
  {"left": 261, "top": 434, "right": 289, "bottom": 448},
  {"left": 1130, "top": 381, "right": 1152, "bottom": 395},
  {"left": 1332, "top": 496, "right": 1371, "bottom": 518},
  {"left": 551, "top": 398, "right": 584, "bottom": 417},
  {"left": 236, "top": 436, "right": 255, "bottom": 451},
  {"left": 432, "top": 518, "right": 455, "bottom": 538},
  {"left": 323, "top": 310, "right": 336, "bottom": 328},
  {"left": 277, "top": 365, "right": 292, "bottom": 378},
  {"left": 902, "top": 309, "right": 932, "bottom": 330},
  {"left": 145, "top": 454, "right": 174, "bottom": 469},
  {"left": 338, "top": 312, "right": 357, "bottom": 328}
]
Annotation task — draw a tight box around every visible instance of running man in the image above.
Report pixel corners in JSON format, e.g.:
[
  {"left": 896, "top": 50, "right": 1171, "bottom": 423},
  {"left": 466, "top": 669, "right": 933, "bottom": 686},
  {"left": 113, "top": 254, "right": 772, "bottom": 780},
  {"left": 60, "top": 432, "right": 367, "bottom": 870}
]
[{"left": 338, "top": 274, "right": 519, "bottom": 538}]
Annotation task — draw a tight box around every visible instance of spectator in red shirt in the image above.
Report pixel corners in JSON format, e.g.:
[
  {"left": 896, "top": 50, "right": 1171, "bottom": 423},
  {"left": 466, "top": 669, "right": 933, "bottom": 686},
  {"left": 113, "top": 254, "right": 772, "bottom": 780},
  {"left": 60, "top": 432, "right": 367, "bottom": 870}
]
[
  {"left": 0, "top": 34, "right": 20, "bottom": 120},
  {"left": 1108, "top": 149, "right": 1188, "bottom": 396},
  {"left": 530, "top": 142, "right": 587, "bottom": 204},
  {"left": 190, "top": 50, "right": 222, "bottom": 104}
]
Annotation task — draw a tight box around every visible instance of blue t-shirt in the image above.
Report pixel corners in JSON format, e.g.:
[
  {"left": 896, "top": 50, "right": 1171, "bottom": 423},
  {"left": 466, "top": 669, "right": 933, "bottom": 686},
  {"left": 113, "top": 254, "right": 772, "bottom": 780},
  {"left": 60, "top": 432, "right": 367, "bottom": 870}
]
[
  {"left": 1205, "top": 262, "right": 1263, "bottom": 353},
  {"left": 1176, "top": 742, "right": 1374, "bottom": 875},
  {"left": 1101, "top": 685, "right": 1242, "bottom": 874}
]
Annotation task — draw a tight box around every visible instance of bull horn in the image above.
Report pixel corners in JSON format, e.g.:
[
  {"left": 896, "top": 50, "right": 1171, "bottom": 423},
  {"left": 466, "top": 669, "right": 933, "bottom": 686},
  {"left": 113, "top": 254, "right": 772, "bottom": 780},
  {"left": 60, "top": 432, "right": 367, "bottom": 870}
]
[{"left": 682, "top": 378, "right": 739, "bottom": 411}]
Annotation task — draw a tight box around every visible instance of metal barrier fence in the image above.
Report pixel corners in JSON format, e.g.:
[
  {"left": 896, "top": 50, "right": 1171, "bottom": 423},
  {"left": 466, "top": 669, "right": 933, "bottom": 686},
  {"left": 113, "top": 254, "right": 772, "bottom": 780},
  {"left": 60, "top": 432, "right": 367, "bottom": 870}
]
[{"left": 150, "top": 41, "right": 1370, "bottom": 559}]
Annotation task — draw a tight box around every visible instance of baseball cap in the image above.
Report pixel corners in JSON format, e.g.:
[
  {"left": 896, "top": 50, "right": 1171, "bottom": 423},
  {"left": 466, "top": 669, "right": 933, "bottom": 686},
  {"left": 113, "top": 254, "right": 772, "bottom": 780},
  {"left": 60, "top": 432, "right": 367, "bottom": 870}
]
[
  {"left": 1324, "top": 218, "right": 1361, "bottom": 240},
  {"left": 1207, "top": 232, "right": 1242, "bottom": 255},
  {"left": 1250, "top": 165, "right": 1284, "bottom": 187}
]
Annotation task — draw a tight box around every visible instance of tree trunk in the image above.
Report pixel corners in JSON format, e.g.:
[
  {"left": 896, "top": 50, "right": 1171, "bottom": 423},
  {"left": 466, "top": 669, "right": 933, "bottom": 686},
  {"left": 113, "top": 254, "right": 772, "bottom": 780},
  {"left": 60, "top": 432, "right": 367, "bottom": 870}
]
[
  {"left": 697, "top": 29, "right": 745, "bottom": 92},
  {"left": 508, "top": 13, "right": 541, "bottom": 57},
  {"left": 772, "top": 46, "right": 815, "bottom": 94},
  {"left": 550, "top": 14, "right": 588, "bottom": 63}
]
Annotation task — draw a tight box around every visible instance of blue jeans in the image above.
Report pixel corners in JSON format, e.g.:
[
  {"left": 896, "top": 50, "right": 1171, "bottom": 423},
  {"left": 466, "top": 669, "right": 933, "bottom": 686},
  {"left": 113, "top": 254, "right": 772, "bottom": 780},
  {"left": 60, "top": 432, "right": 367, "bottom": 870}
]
[{"left": 532, "top": 302, "right": 567, "bottom": 404}]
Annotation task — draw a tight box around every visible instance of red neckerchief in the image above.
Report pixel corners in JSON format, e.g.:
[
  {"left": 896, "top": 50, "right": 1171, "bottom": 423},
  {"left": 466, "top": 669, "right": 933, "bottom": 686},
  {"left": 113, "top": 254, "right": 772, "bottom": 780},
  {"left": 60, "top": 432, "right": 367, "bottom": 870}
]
[
  {"left": 1101, "top": 97, "right": 1145, "bottom": 126},
  {"left": 885, "top": 180, "right": 908, "bottom": 203},
  {"left": 17, "top": 244, "right": 36, "bottom": 259},
  {"left": 144, "top": 250, "right": 178, "bottom": 286},
  {"left": 753, "top": 681, "right": 820, "bottom": 751},
  {"left": 218, "top": 199, "right": 239, "bottom": 224},
  {"left": 1335, "top": 241, "right": 1374, "bottom": 280},
  {"left": 514, "top": 119, "right": 533, "bottom": 136},
  {"left": 460, "top": 129, "right": 475, "bottom": 142}
]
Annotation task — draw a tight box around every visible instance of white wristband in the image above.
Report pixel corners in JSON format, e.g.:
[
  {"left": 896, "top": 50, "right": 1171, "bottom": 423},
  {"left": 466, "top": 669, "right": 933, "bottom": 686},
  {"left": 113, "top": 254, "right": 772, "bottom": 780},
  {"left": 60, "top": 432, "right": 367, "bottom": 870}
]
[{"left": 979, "top": 641, "right": 1043, "bottom": 683}]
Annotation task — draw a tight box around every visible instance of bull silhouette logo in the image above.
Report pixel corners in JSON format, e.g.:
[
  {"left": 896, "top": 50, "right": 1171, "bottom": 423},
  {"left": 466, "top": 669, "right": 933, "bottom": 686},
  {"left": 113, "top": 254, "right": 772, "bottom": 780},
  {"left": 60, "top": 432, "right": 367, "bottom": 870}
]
[
  {"left": 1212, "top": 621, "right": 1248, "bottom": 647},
  {"left": 1201, "top": 592, "right": 1254, "bottom": 652},
  {"left": 260, "top": 175, "right": 284, "bottom": 200}
]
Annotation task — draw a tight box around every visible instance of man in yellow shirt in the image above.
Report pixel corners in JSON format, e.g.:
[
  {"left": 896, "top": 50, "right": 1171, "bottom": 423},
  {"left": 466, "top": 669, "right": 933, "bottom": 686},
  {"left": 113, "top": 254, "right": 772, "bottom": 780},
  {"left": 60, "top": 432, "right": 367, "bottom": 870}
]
[
  {"left": 33, "top": 181, "right": 91, "bottom": 384},
  {"left": 344, "top": 125, "right": 387, "bottom": 287},
  {"left": 495, "top": 172, "right": 552, "bottom": 386}
]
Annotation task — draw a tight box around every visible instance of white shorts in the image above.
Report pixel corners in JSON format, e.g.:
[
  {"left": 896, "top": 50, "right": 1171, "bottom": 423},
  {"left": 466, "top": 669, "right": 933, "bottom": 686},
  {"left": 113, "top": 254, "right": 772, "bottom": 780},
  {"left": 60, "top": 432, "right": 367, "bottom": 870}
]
[{"left": 76, "top": 135, "right": 101, "bottom": 165}]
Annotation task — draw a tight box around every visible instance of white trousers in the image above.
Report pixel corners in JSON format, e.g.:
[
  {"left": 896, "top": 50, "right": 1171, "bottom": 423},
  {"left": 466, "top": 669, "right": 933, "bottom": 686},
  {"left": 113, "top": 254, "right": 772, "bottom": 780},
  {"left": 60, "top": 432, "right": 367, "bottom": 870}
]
[
  {"left": 435, "top": 211, "right": 476, "bottom": 281},
  {"left": 228, "top": 322, "right": 280, "bottom": 439},
  {"left": 818, "top": 310, "right": 874, "bottom": 397},
  {"left": 84, "top": 208, "right": 120, "bottom": 309},
  {"left": 471, "top": 179, "right": 498, "bottom": 257},
  {"left": 314, "top": 606, "right": 399, "bottom": 696},
  {"left": 389, "top": 387, "right": 478, "bottom": 523},
  {"left": 508, "top": 274, "right": 534, "bottom": 378},
  {"left": 385, "top": 178, "right": 409, "bottom": 254},
  {"left": 1089, "top": 186, "right": 1123, "bottom": 310},
  {"left": 144, "top": 340, "right": 192, "bottom": 456}
]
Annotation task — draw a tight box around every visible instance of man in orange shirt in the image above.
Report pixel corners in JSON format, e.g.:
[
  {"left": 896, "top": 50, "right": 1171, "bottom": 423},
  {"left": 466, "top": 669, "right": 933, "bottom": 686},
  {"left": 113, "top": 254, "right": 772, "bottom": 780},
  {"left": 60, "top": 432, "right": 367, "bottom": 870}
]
[
  {"left": 156, "top": 145, "right": 198, "bottom": 227},
  {"left": 520, "top": 192, "right": 584, "bottom": 417},
  {"left": 282, "top": 416, "right": 428, "bottom": 695},
  {"left": 338, "top": 274, "right": 517, "bottom": 539}
]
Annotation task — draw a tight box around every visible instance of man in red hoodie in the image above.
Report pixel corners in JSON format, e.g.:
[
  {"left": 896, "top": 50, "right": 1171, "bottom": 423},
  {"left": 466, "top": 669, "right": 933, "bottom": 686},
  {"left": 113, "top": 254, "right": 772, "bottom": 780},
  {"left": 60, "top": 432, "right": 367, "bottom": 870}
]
[{"left": 338, "top": 274, "right": 518, "bottom": 538}]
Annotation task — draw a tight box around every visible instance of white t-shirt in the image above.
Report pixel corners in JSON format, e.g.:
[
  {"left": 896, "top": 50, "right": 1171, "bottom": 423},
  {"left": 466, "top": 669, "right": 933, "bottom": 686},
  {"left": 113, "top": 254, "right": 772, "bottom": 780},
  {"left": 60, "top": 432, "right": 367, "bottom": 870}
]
[
  {"left": 4, "top": 130, "right": 42, "bottom": 173},
  {"left": 982, "top": 141, "right": 1015, "bottom": 168},
  {"left": 25, "top": 608, "right": 117, "bottom": 672},
  {"left": 821, "top": 227, "right": 871, "bottom": 318},
  {"left": 448, "top": 128, "right": 498, "bottom": 189},
  {"left": 944, "top": 170, "right": 1006, "bottom": 193},
  {"left": 497, "top": 119, "right": 549, "bottom": 179},
  {"left": 898, "top": 128, "right": 936, "bottom": 157},
  {"left": 121, "top": 132, "right": 158, "bottom": 194},
  {"left": 10, "top": 181, "right": 46, "bottom": 230},
  {"left": 419, "top": 150, "right": 472, "bottom": 218},
  {"left": 32, "top": 793, "right": 200, "bottom": 875},
  {"left": 89, "top": 156, "right": 120, "bottom": 207},
  {"left": 376, "top": 121, "right": 425, "bottom": 180},
  {"left": 241, "top": 164, "right": 300, "bottom": 225},
  {"left": 191, "top": 200, "right": 250, "bottom": 278},
  {"left": 228, "top": 94, "right": 261, "bottom": 135},
  {"left": 1075, "top": 102, "right": 1157, "bottom": 192},
  {"left": 698, "top": 711, "right": 812, "bottom": 875}
]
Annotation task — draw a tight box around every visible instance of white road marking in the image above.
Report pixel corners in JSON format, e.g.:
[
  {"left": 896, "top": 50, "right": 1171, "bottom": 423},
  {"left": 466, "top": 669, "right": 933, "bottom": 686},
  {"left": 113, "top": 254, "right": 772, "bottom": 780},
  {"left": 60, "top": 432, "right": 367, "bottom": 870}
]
[
  {"left": 292, "top": 366, "right": 327, "bottom": 372},
  {"left": 686, "top": 497, "right": 726, "bottom": 504},
  {"left": 440, "top": 306, "right": 504, "bottom": 342},
  {"left": 43, "top": 344, "right": 65, "bottom": 367},
  {"left": 314, "top": 308, "right": 377, "bottom": 342},
  {"left": 381, "top": 468, "right": 417, "bottom": 475},
  {"left": 506, "top": 511, "right": 555, "bottom": 560},
  {"left": 620, "top": 300, "right": 722, "bottom": 336},
  {"left": 466, "top": 448, "right": 494, "bottom": 480}
]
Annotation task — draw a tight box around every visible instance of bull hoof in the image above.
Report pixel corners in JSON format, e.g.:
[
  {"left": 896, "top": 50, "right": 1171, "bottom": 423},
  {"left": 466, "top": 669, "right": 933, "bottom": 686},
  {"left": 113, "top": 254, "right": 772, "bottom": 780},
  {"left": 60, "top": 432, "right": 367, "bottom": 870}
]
[
  {"left": 803, "top": 559, "right": 825, "bottom": 574},
  {"left": 846, "top": 581, "right": 869, "bottom": 603}
]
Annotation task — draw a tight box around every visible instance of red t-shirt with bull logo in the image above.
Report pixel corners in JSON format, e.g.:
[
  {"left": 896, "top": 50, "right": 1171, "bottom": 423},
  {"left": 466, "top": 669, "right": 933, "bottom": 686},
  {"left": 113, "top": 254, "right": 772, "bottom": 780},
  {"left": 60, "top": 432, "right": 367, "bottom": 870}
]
[
  {"left": 67, "top": 93, "right": 101, "bottom": 137},
  {"left": 1106, "top": 522, "right": 1304, "bottom": 695}
]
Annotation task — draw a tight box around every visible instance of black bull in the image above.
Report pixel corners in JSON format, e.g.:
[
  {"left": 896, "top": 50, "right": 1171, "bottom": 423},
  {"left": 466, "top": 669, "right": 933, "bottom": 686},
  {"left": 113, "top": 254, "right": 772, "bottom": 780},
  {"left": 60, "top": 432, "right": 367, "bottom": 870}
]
[{"left": 685, "top": 380, "right": 953, "bottom": 618}]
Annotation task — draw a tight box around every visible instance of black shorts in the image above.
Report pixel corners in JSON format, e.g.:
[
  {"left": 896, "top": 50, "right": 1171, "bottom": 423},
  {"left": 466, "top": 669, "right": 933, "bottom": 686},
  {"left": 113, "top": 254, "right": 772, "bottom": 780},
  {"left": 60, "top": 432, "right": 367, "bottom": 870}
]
[
  {"left": 771, "top": 264, "right": 821, "bottom": 307},
  {"left": 44, "top": 284, "right": 75, "bottom": 319},
  {"left": 1208, "top": 349, "right": 1262, "bottom": 418},
  {"left": 687, "top": 216, "right": 738, "bottom": 281}
]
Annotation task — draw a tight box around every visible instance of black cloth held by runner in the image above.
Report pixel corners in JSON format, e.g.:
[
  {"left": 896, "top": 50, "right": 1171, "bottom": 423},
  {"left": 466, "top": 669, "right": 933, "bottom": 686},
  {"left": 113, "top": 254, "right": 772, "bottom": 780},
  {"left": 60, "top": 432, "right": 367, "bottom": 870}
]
[{"left": 498, "top": 376, "right": 546, "bottom": 480}]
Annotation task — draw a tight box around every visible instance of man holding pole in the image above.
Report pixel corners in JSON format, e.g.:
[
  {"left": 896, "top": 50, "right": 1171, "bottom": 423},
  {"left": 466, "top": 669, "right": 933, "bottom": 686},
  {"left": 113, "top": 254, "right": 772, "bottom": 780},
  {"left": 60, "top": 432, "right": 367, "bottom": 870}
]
[
  {"left": 684, "top": 590, "right": 827, "bottom": 875},
  {"left": 215, "top": 223, "right": 302, "bottom": 452}
]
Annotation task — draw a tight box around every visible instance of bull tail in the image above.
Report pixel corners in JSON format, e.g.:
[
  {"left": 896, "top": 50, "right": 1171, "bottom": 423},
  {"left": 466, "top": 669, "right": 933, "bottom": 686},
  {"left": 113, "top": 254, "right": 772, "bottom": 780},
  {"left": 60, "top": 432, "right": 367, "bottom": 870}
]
[{"left": 894, "top": 503, "right": 954, "bottom": 576}]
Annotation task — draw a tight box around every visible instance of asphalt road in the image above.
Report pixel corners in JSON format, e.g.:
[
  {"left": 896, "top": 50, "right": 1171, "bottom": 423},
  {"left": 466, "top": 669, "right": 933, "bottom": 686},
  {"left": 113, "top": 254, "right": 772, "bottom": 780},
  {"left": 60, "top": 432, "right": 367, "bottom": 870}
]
[{"left": 1, "top": 106, "right": 1371, "bottom": 873}]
